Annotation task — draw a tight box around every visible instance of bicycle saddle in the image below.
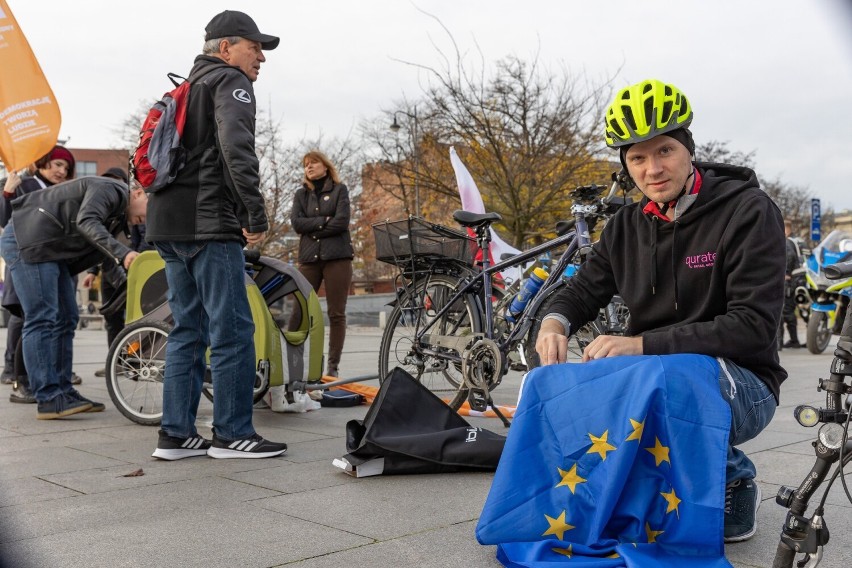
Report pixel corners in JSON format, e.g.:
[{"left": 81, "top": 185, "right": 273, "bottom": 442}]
[{"left": 453, "top": 210, "right": 502, "bottom": 228}]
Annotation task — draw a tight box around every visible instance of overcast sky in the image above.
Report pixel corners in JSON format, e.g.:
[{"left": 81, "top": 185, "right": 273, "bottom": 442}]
[{"left": 8, "top": 0, "right": 852, "bottom": 210}]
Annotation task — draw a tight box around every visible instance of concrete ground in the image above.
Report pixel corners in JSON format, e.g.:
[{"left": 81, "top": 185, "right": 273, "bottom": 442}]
[{"left": 0, "top": 323, "right": 850, "bottom": 567}]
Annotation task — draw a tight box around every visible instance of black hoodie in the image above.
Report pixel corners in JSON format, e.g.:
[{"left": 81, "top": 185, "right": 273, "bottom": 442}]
[{"left": 546, "top": 162, "right": 787, "bottom": 401}]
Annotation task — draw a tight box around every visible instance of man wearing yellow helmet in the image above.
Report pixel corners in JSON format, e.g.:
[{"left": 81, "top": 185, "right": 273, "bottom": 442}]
[{"left": 535, "top": 79, "right": 786, "bottom": 543}]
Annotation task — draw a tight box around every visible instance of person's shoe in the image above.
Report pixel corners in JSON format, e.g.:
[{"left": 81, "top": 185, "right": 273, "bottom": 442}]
[
  {"left": 70, "top": 372, "right": 83, "bottom": 385},
  {"left": 94, "top": 368, "right": 106, "bottom": 378},
  {"left": 36, "top": 393, "right": 92, "bottom": 420},
  {"left": 0, "top": 369, "right": 14, "bottom": 385},
  {"left": 783, "top": 340, "right": 802, "bottom": 349},
  {"left": 68, "top": 390, "right": 106, "bottom": 412},
  {"left": 152, "top": 430, "right": 212, "bottom": 461},
  {"left": 207, "top": 433, "right": 287, "bottom": 459},
  {"left": 327, "top": 368, "right": 339, "bottom": 378},
  {"left": 724, "top": 478, "right": 761, "bottom": 543},
  {"left": 9, "top": 381, "right": 36, "bottom": 404}
]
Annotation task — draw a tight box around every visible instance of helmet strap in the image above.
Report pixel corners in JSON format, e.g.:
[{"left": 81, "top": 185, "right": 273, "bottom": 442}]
[{"left": 656, "top": 167, "right": 695, "bottom": 216}]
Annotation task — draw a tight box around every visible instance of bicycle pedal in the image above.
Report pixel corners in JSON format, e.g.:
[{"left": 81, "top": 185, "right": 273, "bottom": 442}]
[{"left": 467, "top": 390, "right": 488, "bottom": 412}]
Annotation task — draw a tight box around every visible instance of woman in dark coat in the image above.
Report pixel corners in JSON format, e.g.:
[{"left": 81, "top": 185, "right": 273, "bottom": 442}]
[{"left": 290, "top": 151, "right": 353, "bottom": 377}]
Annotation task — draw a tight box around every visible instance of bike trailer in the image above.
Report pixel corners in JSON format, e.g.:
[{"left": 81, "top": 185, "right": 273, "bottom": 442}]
[{"left": 121, "top": 250, "right": 324, "bottom": 386}]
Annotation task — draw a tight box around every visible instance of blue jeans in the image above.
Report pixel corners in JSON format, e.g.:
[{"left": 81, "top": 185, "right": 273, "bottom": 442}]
[
  {"left": 717, "top": 359, "right": 776, "bottom": 484},
  {"left": 155, "top": 241, "right": 256, "bottom": 441},
  {"left": 0, "top": 221, "right": 78, "bottom": 403}
]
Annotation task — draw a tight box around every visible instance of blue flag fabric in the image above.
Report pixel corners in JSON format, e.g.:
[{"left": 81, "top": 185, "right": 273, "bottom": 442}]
[{"left": 476, "top": 354, "right": 732, "bottom": 567}]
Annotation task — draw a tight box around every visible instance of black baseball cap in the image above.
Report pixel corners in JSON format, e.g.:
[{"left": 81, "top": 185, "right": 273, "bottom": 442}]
[{"left": 205, "top": 10, "right": 279, "bottom": 50}]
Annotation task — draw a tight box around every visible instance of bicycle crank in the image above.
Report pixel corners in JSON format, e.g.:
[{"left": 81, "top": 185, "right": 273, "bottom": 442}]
[{"left": 461, "top": 339, "right": 503, "bottom": 412}]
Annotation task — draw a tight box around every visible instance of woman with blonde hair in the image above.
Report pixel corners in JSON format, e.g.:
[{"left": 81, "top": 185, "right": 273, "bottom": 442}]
[{"left": 291, "top": 151, "right": 353, "bottom": 377}]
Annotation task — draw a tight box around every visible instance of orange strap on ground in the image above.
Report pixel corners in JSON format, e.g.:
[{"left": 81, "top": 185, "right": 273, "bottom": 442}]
[{"left": 320, "top": 376, "right": 516, "bottom": 418}]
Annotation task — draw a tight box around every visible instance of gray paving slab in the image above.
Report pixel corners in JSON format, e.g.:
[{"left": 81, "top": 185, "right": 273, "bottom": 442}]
[
  {"left": 258, "top": 472, "right": 494, "bottom": 541},
  {"left": 0, "top": 324, "right": 851, "bottom": 568}
]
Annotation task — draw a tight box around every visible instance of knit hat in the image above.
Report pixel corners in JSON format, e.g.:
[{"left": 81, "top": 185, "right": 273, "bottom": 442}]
[
  {"left": 49, "top": 146, "right": 76, "bottom": 170},
  {"left": 101, "top": 167, "right": 128, "bottom": 184},
  {"left": 619, "top": 127, "right": 695, "bottom": 170}
]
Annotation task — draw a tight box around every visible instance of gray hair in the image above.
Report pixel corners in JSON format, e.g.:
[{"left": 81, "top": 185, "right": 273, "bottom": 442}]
[{"left": 202, "top": 36, "right": 243, "bottom": 55}]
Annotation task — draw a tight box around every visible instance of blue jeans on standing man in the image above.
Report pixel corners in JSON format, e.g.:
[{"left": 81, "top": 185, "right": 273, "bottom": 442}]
[
  {"left": 154, "top": 240, "right": 257, "bottom": 441},
  {"left": 0, "top": 221, "right": 79, "bottom": 403},
  {"left": 717, "top": 358, "right": 776, "bottom": 484}
]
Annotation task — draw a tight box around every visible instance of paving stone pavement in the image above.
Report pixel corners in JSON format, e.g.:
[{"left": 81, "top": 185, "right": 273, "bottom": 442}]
[{"left": 0, "top": 323, "right": 850, "bottom": 567}]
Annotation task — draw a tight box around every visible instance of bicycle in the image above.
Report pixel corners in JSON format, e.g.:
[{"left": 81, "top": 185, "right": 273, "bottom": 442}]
[
  {"left": 772, "top": 259, "right": 852, "bottom": 568},
  {"left": 374, "top": 172, "right": 633, "bottom": 423}
]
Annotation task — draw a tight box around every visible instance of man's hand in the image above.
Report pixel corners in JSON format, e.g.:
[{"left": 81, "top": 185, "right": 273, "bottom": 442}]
[
  {"left": 535, "top": 319, "right": 570, "bottom": 365},
  {"left": 582, "top": 335, "right": 643, "bottom": 362},
  {"left": 243, "top": 229, "right": 265, "bottom": 245},
  {"left": 81, "top": 273, "right": 97, "bottom": 288},
  {"left": 123, "top": 251, "right": 140, "bottom": 270}
]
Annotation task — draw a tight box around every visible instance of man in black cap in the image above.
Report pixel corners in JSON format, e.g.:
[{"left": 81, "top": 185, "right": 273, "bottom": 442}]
[{"left": 145, "top": 11, "right": 288, "bottom": 460}]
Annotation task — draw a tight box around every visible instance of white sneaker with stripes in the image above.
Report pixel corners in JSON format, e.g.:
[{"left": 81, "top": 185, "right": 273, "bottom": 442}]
[
  {"left": 207, "top": 433, "right": 288, "bottom": 459},
  {"left": 152, "top": 431, "right": 212, "bottom": 460}
]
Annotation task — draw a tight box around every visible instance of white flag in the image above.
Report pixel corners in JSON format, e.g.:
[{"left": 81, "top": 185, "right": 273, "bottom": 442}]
[{"left": 449, "top": 147, "right": 522, "bottom": 283}]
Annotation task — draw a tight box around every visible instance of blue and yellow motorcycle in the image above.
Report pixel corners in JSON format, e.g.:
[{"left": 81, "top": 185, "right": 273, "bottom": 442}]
[{"left": 804, "top": 230, "right": 852, "bottom": 354}]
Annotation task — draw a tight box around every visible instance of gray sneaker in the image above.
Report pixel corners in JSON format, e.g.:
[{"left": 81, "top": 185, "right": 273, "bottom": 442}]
[{"left": 724, "top": 478, "right": 761, "bottom": 543}]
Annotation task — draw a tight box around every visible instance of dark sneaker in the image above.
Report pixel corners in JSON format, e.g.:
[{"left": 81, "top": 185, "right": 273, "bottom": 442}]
[
  {"left": 724, "top": 478, "right": 761, "bottom": 543},
  {"left": 71, "top": 373, "right": 83, "bottom": 385},
  {"left": 783, "top": 340, "right": 802, "bottom": 349},
  {"left": 68, "top": 390, "right": 106, "bottom": 412},
  {"left": 94, "top": 368, "right": 106, "bottom": 378},
  {"left": 9, "top": 381, "right": 36, "bottom": 404},
  {"left": 37, "top": 393, "right": 93, "bottom": 420},
  {"left": 1, "top": 370, "right": 14, "bottom": 385},
  {"left": 207, "top": 433, "right": 287, "bottom": 459},
  {"left": 152, "top": 431, "right": 212, "bottom": 460}
]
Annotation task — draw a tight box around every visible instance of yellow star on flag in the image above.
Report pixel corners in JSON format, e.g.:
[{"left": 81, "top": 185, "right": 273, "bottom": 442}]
[
  {"left": 625, "top": 418, "right": 644, "bottom": 441},
  {"left": 661, "top": 488, "right": 682, "bottom": 516},
  {"left": 607, "top": 552, "right": 621, "bottom": 559},
  {"left": 542, "top": 510, "right": 575, "bottom": 541},
  {"left": 552, "top": 545, "right": 572, "bottom": 558},
  {"left": 645, "top": 522, "right": 665, "bottom": 543},
  {"left": 587, "top": 430, "right": 617, "bottom": 460},
  {"left": 645, "top": 437, "right": 671, "bottom": 467},
  {"left": 556, "top": 464, "right": 587, "bottom": 493}
]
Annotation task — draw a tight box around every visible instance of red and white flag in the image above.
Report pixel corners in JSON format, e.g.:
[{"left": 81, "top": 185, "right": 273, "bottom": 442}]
[{"left": 450, "top": 147, "right": 522, "bottom": 283}]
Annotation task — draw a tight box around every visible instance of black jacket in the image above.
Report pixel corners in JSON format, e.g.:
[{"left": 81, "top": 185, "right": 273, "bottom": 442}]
[
  {"left": 10, "top": 176, "right": 131, "bottom": 275},
  {"left": 546, "top": 162, "right": 787, "bottom": 401},
  {"left": 291, "top": 178, "right": 353, "bottom": 263},
  {"left": 145, "top": 55, "right": 267, "bottom": 243}
]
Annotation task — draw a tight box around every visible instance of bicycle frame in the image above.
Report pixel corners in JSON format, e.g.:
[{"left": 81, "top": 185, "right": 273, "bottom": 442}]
[{"left": 408, "top": 199, "right": 597, "bottom": 370}]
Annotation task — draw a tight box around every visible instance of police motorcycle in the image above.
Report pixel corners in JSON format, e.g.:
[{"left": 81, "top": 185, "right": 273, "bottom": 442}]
[{"left": 804, "top": 230, "right": 852, "bottom": 354}]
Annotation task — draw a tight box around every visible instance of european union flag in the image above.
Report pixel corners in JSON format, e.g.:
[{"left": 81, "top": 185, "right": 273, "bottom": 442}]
[{"left": 476, "top": 354, "right": 732, "bottom": 567}]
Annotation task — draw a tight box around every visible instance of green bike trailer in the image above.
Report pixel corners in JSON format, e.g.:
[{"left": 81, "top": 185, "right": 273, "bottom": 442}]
[{"left": 121, "top": 250, "right": 324, "bottom": 387}]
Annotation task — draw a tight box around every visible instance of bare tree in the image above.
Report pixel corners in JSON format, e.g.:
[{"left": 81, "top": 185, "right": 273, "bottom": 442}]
[{"left": 362, "top": 45, "right": 614, "bottom": 247}]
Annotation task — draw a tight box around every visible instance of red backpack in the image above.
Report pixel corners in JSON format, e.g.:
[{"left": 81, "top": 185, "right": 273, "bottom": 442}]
[{"left": 130, "top": 73, "right": 203, "bottom": 193}]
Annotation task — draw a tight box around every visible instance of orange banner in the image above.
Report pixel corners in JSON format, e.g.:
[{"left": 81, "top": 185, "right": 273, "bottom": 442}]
[{"left": 0, "top": 0, "right": 61, "bottom": 172}]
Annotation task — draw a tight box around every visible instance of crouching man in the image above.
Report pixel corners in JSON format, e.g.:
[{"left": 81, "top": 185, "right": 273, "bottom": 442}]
[{"left": 0, "top": 176, "right": 148, "bottom": 419}]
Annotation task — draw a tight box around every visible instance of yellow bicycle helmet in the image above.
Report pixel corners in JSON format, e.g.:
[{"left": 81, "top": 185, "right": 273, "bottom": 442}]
[{"left": 604, "top": 79, "right": 693, "bottom": 148}]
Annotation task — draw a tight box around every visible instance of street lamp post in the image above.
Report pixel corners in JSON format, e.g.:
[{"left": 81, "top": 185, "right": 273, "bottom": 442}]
[{"left": 390, "top": 107, "right": 419, "bottom": 217}]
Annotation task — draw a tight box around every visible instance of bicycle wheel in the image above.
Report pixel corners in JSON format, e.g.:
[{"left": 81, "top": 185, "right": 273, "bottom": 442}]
[
  {"left": 379, "top": 274, "right": 483, "bottom": 410},
  {"left": 105, "top": 320, "right": 170, "bottom": 425},
  {"left": 524, "top": 288, "right": 598, "bottom": 370},
  {"left": 201, "top": 365, "right": 269, "bottom": 405}
]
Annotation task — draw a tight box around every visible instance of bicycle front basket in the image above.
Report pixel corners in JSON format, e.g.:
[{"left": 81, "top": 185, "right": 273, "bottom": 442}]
[{"left": 372, "top": 217, "right": 474, "bottom": 268}]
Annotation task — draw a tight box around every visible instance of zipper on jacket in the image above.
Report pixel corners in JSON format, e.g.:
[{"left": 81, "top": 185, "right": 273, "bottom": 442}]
[{"left": 37, "top": 207, "right": 64, "bottom": 230}]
